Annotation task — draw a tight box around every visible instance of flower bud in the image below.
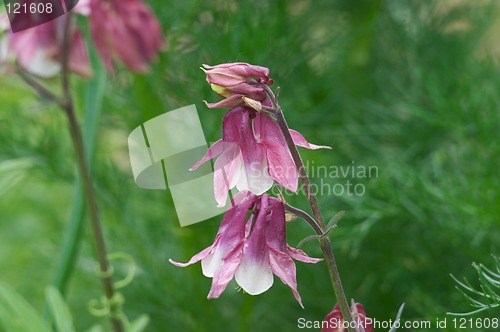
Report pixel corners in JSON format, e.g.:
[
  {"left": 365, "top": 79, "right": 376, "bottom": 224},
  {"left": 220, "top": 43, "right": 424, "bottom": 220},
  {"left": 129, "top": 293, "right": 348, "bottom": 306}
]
[
  {"left": 322, "top": 303, "right": 373, "bottom": 332},
  {"left": 202, "top": 62, "right": 273, "bottom": 108}
]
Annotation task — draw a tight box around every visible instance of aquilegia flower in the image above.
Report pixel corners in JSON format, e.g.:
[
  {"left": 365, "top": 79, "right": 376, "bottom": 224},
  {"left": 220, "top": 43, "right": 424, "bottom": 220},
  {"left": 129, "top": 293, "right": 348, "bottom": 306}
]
[
  {"left": 191, "top": 106, "right": 329, "bottom": 207},
  {"left": 169, "top": 192, "right": 322, "bottom": 307},
  {"left": 203, "top": 62, "right": 273, "bottom": 108},
  {"left": 89, "top": 0, "right": 165, "bottom": 72},
  {"left": 0, "top": 14, "right": 91, "bottom": 77},
  {"left": 322, "top": 303, "right": 373, "bottom": 332}
]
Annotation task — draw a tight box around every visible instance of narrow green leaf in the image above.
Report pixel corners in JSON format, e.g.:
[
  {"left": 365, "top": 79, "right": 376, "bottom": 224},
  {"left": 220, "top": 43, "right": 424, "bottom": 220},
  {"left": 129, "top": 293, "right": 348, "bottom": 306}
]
[
  {"left": 326, "top": 210, "right": 346, "bottom": 229},
  {"left": 0, "top": 282, "right": 51, "bottom": 332},
  {"left": 45, "top": 286, "right": 76, "bottom": 332},
  {"left": 296, "top": 234, "right": 321, "bottom": 248},
  {"left": 128, "top": 315, "right": 150, "bottom": 332}
]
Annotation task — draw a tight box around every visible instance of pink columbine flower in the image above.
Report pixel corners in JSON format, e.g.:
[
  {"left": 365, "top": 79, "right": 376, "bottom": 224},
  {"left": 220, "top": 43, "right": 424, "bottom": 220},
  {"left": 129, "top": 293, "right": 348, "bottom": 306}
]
[
  {"left": 322, "top": 303, "right": 374, "bottom": 332},
  {"left": 191, "top": 106, "right": 329, "bottom": 207},
  {"left": 203, "top": 62, "right": 273, "bottom": 108},
  {"left": 89, "top": 0, "right": 165, "bottom": 72},
  {"left": 0, "top": 14, "right": 91, "bottom": 77},
  {"left": 169, "top": 192, "right": 322, "bottom": 307}
]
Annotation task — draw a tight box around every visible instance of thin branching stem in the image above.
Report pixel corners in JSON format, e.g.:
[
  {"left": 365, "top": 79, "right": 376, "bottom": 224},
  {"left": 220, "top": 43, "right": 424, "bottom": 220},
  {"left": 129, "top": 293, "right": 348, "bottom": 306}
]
[
  {"left": 262, "top": 85, "right": 356, "bottom": 331},
  {"left": 60, "top": 13, "right": 123, "bottom": 332}
]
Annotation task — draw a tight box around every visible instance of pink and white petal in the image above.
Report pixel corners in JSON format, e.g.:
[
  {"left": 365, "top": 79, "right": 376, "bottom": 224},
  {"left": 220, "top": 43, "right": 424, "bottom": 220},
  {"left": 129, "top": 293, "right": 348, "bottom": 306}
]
[
  {"left": 221, "top": 64, "right": 270, "bottom": 83},
  {"left": 286, "top": 245, "right": 323, "bottom": 264},
  {"left": 235, "top": 195, "right": 274, "bottom": 295},
  {"left": 215, "top": 194, "right": 255, "bottom": 252},
  {"left": 269, "top": 247, "right": 304, "bottom": 308},
  {"left": 214, "top": 147, "right": 241, "bottom": 207},
  {"left": 225, "top": 82, "right": 264, "bottom": 95},
  {"left": 169, "top": 241, "right": 218, "bottom": 268},
  {"left": 190, "top": 139, "right": 224, "bottom": 171},
  {"left": 204, "top": 94, "right": 243, "bottom": 108},
  {"left": 233, "top": 111, "right": 273, "bottom": 195},
  {"left": 202, "top": 62, "right": 248, "bottom": 69},
  {"left": 290, "top": 130, "right": 331, "bottom": 150},
  {"left": 221, "top": 107, "right": 245, "bottom": 142},
  {"left": 201, "top": 243, "right": 224, "bottom": 278},
  {"left": 231, "top": 190, "right": 253, "bottom": 206},
  {"left": 216, "top": 193, "right": 256, "bottom": 235},
  {"left": 256, "top": 113, "right": 298, "bottom": 191},
  {"left": 265, "top": 148, "right": 298, "bottom": 192},
  {"left": 204, "top": 69, "right": 245, "bottom": 87},
  {"left": 234, "top": 254, "right": 273, "bottom": 295},
  {"left": 236, "top": 156, "right": 273, "bottom": 195},
  {"left": 226, "top": 150, "right": 243, "bottom": 189},
  {"left": 207, "top": 246, "right": 244, "bottom": 299},
  {"left": 265, "top": 196, "right": 287, "bottom": 250}
]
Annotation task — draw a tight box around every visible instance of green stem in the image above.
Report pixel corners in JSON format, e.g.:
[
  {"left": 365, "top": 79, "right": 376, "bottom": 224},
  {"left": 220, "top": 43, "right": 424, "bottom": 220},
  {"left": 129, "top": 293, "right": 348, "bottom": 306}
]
[
  {"left": 272, "top": 105, "right": 356, "bottom": 331},
  {"left": 58, "top": 14, "right": 123, "bottom": 332},
  {"left": 62, "top": 93, "right": 123, "bottom": 332},
  {"left": 52, "top": 63, "right": 106, "bottom": 294}
]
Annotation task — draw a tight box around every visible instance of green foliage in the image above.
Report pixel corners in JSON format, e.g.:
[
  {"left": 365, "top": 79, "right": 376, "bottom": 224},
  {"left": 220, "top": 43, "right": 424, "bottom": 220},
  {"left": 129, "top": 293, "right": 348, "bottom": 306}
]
[
  {"left": 0, "top": 283, "right": 52, "bottom": 332},
  {"left": 0, "top": 283, "right": 149, "bottom": 332},
  {"left": 450, "top": 256, "right": 500, "bottom": 316},
  {"left": 46, "top": 286, "right": 77, "bottom": 332},
  {"left": 1, "top": 0, "right": 499, "bottom": 331}
]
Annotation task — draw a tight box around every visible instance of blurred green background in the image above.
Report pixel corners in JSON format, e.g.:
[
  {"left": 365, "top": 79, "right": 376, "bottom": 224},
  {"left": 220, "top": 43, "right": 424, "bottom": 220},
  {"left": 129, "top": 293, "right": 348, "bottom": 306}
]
[{"left": 1, "top": 0, "right": 499, "bottom": 331}]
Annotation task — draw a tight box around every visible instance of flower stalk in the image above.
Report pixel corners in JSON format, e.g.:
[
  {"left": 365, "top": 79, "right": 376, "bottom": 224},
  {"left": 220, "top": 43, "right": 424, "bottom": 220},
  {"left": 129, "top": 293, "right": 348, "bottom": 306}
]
[
  {"left": 60, "top": 12, "right": 124, "bottom": 332},
  {"left": 17, "top": 12, "right": 124, "bottom": 332},
  {"left": 263, "top": 86, "right": 356, "bottom": 332}
]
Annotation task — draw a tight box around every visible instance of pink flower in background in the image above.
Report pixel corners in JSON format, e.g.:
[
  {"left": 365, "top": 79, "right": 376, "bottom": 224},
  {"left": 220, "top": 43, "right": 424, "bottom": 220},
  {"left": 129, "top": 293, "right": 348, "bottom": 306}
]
[
  {"left": 203, "top": 62, "right": 273, "bottom": 108},
  {"left": 169, "top": 192, "right": 321, "bottom": 307},
  {"left": 322, "top": 303, "right": 373, "bottom": 332},
  {"left": 1, "top": 15, "right": 91, "bottom": 77},
  {"left": 191, "top": 106, "right": 329, "bottom": 207},
  {"left": 89, "top": 0, "right": 165, "bottom": 72}
]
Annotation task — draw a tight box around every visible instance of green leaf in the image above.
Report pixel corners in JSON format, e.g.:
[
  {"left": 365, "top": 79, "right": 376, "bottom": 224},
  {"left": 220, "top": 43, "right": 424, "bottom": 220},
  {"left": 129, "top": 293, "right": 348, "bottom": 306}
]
[
  {"left": 45, "top": 286, "right": 76, "bottom": 332},
  {"left": 325, "top": 210, "right": 346, "bottom": 229},
  {"left": 0, "top": 158, "right": 34, "bottom": 196},
  {"left": 85, "top": 325, "right": 105, "bottom": 332},
  {"left": 0, "top": 282, "right": 51, "bottom": 332},
  {"left": 128, "top": 315, "right": 150, "bottom": 332}
]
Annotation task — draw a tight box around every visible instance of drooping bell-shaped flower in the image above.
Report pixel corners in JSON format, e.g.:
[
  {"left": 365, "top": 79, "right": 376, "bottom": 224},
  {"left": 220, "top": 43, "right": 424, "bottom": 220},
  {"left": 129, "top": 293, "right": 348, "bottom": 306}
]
[
  {"left": 0, "top": 14, "right": 91, "bottom": 77},
  {"left": 203, "top": 62, "right": 273, "bottom": 108},
  {"left": 89, "top": 0, "right": 165, "bottom": 72},
  {"left": 191, "top": 106, "right": 329, "bottom": 207},
  {"left": 322, "top": 303, "right": 373, "bottom": 332},
  {"left": 169, "top": 192, "right": 322, "bottom": 307}
]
